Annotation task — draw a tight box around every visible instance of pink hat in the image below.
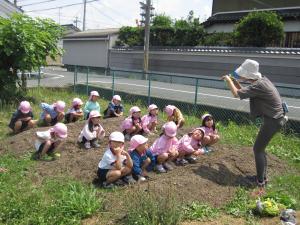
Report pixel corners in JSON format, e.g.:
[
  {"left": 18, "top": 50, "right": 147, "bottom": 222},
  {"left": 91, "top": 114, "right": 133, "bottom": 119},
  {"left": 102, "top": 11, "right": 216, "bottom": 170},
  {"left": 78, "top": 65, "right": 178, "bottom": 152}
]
[
  {"left": 89, "top": 91, "right": 100, "bottom": 100},
  {"left": 112, "top": 95, "right": 121, "bottom": 101},
  {"left": 50, "top": 123, "right": 67, "bottom": 139},
  {"left": 165, "top": 105, "right": 176, "bottom": 116},
  {"left": 189, "top": 127, "right": 205, "bottom": 136},
  {"left": 19, "top": 101, "right": 31, "bottom": 114},
  {"left": 72, "top": 98, "right": 83, "bottom": 107},
  {"left": 129, "top": 135, "right": 148, "bottom": 151},
  {"left": 89, "top": 110, "right": 101, "bottom": 119},
  {"left": 53, "top": 101, "right": 65, "bottom": 113},
  {"left": 163, "top": 121, "right": 177, "bottom": 137},
  {"left": 109, "top": 131, "right": 125, "bottom": 143},
  {"left": 148, "top": 104, "right": 158, "bottom": 112},
  {"left": 129, "top": 106, "right": 141, "bottom": 115},
  {"left": 201, "top": 113, "right": 212, "bottom": 121}
]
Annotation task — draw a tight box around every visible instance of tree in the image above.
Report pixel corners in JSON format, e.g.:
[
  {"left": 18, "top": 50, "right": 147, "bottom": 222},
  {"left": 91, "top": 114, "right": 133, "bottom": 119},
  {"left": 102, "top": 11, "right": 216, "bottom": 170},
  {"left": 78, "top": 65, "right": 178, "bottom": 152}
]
[
  {"left": 173, "top": 11, "right": 205, "bottom": 46},
  {"left": 234, "top": 11, "right": 284, "bottom": 47},
  {"left": 152, "top": 14, "right": 172, "bottom": 27},
  {"left": 0, "top": 13, "right": 63, "bottom": 102},
  {"left": 116, "top": 26, "right": 143, "bottom": 47},
  {"left": 116, "top": 11, "right": 205, "bottom": 47}
]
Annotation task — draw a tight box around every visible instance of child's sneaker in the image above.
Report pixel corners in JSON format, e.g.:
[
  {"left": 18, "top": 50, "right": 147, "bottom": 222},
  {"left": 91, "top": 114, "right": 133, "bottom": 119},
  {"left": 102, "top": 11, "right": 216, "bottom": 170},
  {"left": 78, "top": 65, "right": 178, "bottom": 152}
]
[
  {"left": 185, "top": 156, "right": 197, "bottom": 164},
  {"left": 175, "top": 158, "right": 188, "bottom": 166},
  {"left": 122, "top": 175, "right": 136, "bottom": 184},
  {"left": 156, "top": 164, "right": 167, "bottom": 173},
  {"left": 102, "top": 181, "right": 115, "bottom": 189},
  {"left": 163, "top": 162, "right": 174, "bottom": 171},
  {"left": 137, "top": 175, "right": 147, "bottom": 182},
  {"left": 203, "top": 146, "right": 212, "bottom": 154},
  {"left": 124, "top": 134, "right": 131, "bottom": 141},
  {"left": 91, "top": 140, "right": 100, "bottom": 148},
  {"left": 84, "top": 141, "right": 91, "bottom": 149}
]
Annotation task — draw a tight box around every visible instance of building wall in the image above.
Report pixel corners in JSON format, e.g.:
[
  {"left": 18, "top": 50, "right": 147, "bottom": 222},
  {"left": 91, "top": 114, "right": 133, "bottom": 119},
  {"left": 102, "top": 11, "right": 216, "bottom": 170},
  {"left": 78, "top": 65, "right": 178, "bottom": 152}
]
[
  {"left": 205, "top": 23, "right": 235, "bottom": 33},
  {"left": 284, "top": 21, "right": 300, "bottom": 32},
  {"left": 110, "top": 50, "right": 300, "bottom": 85},
  {"left": 62, "top": 39, "right": 109, "bottom": 67},
  {"left": 212, "top": 0, "right": 300, "bottom": 15},
  {"left": 0, "top": 0, "right": 22, "bottom": 18}
]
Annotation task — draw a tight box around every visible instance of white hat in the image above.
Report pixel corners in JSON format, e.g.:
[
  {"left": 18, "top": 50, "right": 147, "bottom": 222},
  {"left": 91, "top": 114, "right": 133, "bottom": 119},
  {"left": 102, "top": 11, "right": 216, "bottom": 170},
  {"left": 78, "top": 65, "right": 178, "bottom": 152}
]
[
  {"left": 235, "top": 59, "right": 262, "bottom": 80},
  {"left": 129, "top": 106, "right": 141, "bottom": 115},
  {"left": 112, "top": 95, "right": 121, "bottom": 101},
  {"left": 109, "top": 131, "right": 125, "bottom": 143}
]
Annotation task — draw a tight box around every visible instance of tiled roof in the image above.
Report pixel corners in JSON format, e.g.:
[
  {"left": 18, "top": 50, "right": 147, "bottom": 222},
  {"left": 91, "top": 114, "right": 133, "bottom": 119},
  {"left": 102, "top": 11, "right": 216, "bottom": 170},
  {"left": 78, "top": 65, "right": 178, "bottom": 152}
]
[{"left": 64, "top": 28, "right": 119, "bottom": 39}]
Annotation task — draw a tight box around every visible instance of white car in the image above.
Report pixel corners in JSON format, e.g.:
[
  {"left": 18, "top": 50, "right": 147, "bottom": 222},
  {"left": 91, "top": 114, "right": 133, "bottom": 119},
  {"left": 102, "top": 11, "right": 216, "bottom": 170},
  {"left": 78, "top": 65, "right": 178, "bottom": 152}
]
[{"left": 17, "top": 67, "right": 44, "bottom": 79}]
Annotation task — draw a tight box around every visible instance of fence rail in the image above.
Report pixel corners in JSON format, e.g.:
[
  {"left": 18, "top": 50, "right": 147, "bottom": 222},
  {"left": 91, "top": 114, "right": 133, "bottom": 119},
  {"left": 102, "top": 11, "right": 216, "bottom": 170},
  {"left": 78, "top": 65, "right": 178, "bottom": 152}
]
[{"left": 112, "top": 46, "right": 300, "bottom": 55}]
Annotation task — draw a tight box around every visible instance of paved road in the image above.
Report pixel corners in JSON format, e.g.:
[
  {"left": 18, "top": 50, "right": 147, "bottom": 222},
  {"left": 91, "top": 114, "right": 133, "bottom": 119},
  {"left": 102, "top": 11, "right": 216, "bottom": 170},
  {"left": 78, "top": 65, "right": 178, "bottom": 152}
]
[{"left": 27, "top": 68, "right": 300, "bottom": 120}]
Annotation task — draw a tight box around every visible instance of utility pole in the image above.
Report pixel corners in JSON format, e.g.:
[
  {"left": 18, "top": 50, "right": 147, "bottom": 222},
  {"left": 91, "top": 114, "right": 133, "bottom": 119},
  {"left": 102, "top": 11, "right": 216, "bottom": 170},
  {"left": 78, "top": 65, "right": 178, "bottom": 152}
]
[
  {"left": 140, "top": 0, "right": 154, "bottom": 78},
  {"left": 83, "top": 0, "right": 87, "bottom": 31},
  {"left": 74, "top": 17, "right": 80, "bottom": 29}
]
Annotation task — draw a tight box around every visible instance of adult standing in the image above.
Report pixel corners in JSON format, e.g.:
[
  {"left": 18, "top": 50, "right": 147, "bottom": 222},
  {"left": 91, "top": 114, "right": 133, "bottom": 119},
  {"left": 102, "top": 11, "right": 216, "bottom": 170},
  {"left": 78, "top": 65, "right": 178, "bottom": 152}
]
[{"left": 222, "top": 59, "right": 288, "bottom": 189}]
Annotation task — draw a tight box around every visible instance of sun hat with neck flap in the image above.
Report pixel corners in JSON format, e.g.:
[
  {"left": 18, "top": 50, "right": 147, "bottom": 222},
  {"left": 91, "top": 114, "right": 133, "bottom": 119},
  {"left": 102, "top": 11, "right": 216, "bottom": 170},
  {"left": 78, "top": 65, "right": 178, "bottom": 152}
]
[{"left": 234, "top": 59, "right": 262, "bottom": 80}]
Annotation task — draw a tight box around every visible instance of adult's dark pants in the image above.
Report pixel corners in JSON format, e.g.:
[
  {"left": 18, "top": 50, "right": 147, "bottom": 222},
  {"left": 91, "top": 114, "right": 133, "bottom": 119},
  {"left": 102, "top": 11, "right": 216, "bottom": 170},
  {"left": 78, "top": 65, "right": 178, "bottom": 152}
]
[{"left": 253, "top": 116, "right": 287, "bottom": 183}]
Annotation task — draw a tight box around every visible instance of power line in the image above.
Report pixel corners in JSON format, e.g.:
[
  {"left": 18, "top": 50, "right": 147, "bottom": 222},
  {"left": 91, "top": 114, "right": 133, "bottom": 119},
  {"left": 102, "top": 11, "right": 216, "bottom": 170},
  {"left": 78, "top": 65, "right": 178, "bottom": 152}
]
[
  {"left": 26, "top": 0, "right": 98, "bottom": 12},
  {"left": 91, "top": 2, "right": 123, "bottom": 26},
  {"left": 97, "top": 1, "right": 133, "bottom": 22},
  {"left": 20, "top": 0, "right": 58, "bottom": 7}
]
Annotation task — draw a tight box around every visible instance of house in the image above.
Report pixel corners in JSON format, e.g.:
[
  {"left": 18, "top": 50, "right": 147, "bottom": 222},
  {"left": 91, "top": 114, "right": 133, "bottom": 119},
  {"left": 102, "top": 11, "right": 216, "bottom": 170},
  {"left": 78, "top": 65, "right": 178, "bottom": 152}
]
[
  {"left": 62, "top": 28, "right": 119, "bottom": 69},
  {"left": 203, "top": 0, "right": 300, "bottom": 47},
  {"left": 46, "top": 24, "right": 81, "bottom": 66},
  {"left": 0, "top": 0, "right": 23, "bottom": 18}
]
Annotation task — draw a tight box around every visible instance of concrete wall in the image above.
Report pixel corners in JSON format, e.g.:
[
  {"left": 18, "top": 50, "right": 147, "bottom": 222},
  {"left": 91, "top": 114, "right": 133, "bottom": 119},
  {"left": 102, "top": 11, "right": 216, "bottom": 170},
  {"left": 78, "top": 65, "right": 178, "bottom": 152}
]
[
  {"left": 110, "top": 50, "right": 300, "bottom": 85},
  {"left": 63, "top": 39, "right": 108, "bottom": 67}
]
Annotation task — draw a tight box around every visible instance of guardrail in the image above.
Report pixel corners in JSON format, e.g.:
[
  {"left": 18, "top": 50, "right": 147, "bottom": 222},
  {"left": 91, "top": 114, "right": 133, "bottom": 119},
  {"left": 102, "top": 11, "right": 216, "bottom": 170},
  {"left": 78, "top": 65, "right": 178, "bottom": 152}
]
[{"left": 112, "top": 46, "right": 300, "bottom": 55}]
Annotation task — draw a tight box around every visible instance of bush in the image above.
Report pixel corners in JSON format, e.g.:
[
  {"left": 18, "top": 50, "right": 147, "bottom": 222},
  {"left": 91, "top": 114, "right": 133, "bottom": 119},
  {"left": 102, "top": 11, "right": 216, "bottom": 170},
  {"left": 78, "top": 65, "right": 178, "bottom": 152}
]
[
  {"left": 233, "top": 11, "right": 284, "bottom": 47},
  {"left": 202, "top": 32, "right": 234, "bottom": 46}
]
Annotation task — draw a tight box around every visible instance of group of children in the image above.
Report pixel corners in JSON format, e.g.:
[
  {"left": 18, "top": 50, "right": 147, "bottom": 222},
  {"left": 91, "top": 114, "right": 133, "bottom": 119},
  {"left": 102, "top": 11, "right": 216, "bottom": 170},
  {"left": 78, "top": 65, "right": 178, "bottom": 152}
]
[{"left": 8, "top": 90, "right": 220, "bottom": 187}]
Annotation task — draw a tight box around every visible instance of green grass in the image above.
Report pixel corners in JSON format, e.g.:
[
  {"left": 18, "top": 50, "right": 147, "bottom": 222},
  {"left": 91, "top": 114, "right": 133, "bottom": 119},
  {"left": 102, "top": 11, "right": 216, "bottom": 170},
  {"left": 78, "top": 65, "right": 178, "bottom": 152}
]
[
  {"left": 0, "top": 154, "right": 102, "bottom": 225},
  {"left": 0, "top": 87, "right": 300, "bottom": 224},
  {"left": 124, "top": 189, "right": 182, "bottom": 225},
  {"left": 224, "top": 188, "right": 251, "bottom": 218},
  {"left": 183, "top": 202, "right": 220, "bottom": 221}
]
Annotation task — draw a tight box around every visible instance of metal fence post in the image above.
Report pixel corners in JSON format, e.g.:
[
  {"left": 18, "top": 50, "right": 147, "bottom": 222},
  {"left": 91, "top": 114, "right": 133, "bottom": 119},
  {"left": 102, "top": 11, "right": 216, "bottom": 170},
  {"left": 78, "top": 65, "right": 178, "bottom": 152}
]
[
  {"left": 148, "top": 72, "right": 151, "bottom": 105},
  {"left": 86, "top": 66, "right": 89, "bottom": 96},
  {"left": 73, "top": 65, "right": 77, "bottom": 93},
  {"left": 194, "top": 78, "right": 199, "bottom": 113},
  {"left": 38, "top": 67, "right": 41, "bottom": 92},
  {"left": 112, "top": 71, "right": 115, "bottom": 96}
]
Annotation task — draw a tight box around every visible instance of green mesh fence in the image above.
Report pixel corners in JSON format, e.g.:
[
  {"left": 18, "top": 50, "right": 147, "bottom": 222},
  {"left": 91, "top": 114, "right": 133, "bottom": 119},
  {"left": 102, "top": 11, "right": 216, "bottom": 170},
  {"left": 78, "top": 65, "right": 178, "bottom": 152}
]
[{"left": 72, "top": 66, "right": 300, "bottom": 134}]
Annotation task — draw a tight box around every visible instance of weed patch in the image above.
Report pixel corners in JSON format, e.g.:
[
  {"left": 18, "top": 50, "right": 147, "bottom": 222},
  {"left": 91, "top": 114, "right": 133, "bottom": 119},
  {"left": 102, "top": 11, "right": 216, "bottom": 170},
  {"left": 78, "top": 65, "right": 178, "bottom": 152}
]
[{"left": 183, "top": 202, "right": 220, "bottom": 221}]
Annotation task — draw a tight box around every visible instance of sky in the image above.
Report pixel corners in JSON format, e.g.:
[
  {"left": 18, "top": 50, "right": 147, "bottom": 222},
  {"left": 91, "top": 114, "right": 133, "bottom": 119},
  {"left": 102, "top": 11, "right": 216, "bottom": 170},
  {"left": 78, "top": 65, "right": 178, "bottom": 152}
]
[{"left": 14, "top": 0, "right": 213, "bottom": 30}]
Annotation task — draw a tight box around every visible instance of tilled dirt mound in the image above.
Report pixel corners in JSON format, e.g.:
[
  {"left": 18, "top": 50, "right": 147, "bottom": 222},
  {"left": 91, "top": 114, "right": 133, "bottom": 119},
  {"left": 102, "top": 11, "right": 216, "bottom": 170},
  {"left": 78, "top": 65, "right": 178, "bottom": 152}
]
[{"left": 0, "top": 116, "right": 288, "bottom": 207}]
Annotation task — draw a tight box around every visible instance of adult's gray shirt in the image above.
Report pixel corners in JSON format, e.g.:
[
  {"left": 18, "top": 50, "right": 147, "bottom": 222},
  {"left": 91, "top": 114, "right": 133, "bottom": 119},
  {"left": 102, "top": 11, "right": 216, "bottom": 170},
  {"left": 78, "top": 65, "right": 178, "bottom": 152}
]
[{"left": 237, "top": 76, "right": 284, "bottom": 119}]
